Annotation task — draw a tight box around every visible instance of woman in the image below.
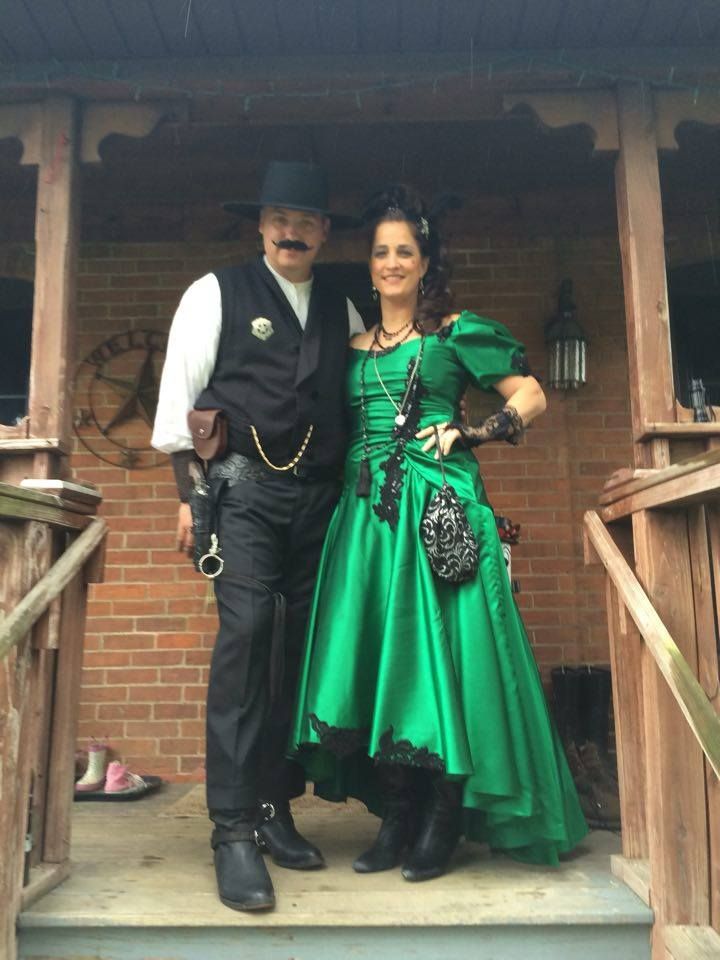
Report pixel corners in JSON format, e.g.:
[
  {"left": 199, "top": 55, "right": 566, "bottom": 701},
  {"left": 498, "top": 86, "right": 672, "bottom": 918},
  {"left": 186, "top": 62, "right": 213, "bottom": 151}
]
[{"left": 291, "top": 185, "right": 587, "bottom": 881}]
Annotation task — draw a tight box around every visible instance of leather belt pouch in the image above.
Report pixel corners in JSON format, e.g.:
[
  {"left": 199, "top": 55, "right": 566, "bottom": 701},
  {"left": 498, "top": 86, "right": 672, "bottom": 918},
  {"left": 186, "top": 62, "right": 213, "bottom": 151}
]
[{"left": 188, "top": 408, "right": 227, "bottom": 461}]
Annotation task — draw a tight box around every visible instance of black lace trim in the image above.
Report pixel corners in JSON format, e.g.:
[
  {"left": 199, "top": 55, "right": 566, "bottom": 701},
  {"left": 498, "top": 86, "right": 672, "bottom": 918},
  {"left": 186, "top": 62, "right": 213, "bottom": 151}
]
[
  {"left": 309, "top": 714, "right": 369, "bottom": 758},
  {"left": 308, "top": 715, "right": 446, "bottom": 771},
  {"left": 373, "top": 366, "right": 427, "bottom": 530},
  {"left": 365, "top": 337, "right": 417, "bottom": 358},
  {"left": 511, "top": 348, "right": 532, "bottom": 376},
  {"left": 435, "top": 321, "right": 455, "bottom": 342},
  {"left": 376, "top": 726, "right": 446, "bottom": 771}
]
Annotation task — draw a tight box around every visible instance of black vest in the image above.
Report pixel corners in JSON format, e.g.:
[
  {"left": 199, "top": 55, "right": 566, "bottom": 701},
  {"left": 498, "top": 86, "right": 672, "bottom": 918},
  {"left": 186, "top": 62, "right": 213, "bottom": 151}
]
[{"left": 195, "top": 259, "right": 350, "bottom": 470}]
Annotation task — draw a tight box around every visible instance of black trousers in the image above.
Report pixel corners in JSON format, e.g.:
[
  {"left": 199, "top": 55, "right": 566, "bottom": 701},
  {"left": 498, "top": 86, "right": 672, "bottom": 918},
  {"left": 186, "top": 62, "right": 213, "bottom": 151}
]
[{"left": 205, "top": 471, "right": 339, "bottom": 818}]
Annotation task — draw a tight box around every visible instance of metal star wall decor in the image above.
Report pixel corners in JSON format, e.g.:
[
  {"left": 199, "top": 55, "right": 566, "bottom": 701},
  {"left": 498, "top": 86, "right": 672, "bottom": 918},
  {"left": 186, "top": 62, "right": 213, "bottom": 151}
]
[{"left": 73, "top": 329, "right": 169, "bottom": 469}]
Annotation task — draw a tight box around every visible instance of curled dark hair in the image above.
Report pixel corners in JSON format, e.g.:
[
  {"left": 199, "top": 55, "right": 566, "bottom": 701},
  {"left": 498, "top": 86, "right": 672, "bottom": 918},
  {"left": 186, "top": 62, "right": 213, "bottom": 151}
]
[{"left": 362, "top": 183, "right": 456, "bottom": 332}]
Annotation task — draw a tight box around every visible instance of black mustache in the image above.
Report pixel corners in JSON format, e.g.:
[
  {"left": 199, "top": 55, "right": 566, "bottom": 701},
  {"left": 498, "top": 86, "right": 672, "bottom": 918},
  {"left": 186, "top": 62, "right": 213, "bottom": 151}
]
[{"left": 273, "top": 239, "right": 311, "bottom": 252}]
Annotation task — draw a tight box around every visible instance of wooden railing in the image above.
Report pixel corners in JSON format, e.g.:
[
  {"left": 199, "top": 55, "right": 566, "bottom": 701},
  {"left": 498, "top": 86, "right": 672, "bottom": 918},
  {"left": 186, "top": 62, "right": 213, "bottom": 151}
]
[
  {"left": 0, "top": 482, "right": 106, "bottom": 960},
  {"left": 584, "top": 448, "right": 720, "bottom": 959}
]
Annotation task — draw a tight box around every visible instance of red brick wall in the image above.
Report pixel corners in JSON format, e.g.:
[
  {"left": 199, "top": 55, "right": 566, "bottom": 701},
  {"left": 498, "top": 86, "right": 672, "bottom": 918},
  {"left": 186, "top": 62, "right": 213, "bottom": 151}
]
[{"left": 68, "top": 232, "right": 632, "bottom": 780}]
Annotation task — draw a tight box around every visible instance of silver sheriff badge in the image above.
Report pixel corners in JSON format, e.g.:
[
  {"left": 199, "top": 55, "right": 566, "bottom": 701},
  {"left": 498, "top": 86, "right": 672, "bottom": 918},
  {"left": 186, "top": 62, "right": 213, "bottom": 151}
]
[{"left": 251, "top": 317, "right": 274, "bottom": 341}]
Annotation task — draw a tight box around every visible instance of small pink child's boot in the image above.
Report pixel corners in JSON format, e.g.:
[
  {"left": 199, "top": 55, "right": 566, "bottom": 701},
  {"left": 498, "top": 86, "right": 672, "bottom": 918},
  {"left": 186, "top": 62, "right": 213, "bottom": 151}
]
[{"left": 104, "top": 761, "right": 147, "bottom": 795}]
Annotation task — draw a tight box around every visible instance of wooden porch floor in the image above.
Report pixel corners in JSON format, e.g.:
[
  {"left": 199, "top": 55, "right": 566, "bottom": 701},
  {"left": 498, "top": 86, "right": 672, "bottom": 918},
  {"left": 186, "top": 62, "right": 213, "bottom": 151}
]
[{"left": 18, "top": 785, "right": 653, "bottom": 960}]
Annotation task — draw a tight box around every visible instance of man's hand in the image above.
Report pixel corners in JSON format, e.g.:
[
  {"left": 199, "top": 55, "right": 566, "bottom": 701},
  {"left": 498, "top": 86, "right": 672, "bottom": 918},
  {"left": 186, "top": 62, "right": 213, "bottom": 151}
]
[{"left": 177, "top": 502, "right": 194, "bottom": 555}]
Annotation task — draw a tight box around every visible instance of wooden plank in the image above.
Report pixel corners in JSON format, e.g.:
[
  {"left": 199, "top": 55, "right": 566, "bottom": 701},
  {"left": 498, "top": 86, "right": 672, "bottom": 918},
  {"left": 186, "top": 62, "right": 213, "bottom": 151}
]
[
  {"left": 632, "top": 510, "right": 709, "bottom": 956},
  {"left": 0, "top": 520, "right": 49, "bottom": 960},
  {"left": 706, "top": 503, "right": 720, "bottom": 931},
  {"left": 0, "top": 4, "right": 50, "bottom": 59},
  {"left": 607, "top": 578, "right": 648, "bottom": 859},
  {"left": 27, "top": 97, "right": 80, "bottom": 451},
  {"left": 639, "top": 423, "right": 720, "bottom": 441},
  {"left": 600, "top": 462, "right": 720, "bottom": 522},
  {"left": 399, "top": 0, "right": 441, "bottom": 52},
  {"left": 275, "top": 0, "right": 321, "bottom": 53},
  {"left": 473, "top": 0, "right": 519, "bottom": 48},
  {"left": 437, "top": 0, "right": 484, "bottom": 49},
  {"left": 20, "top": 862, "right": 71, "bottom": 912},
  {"left": 357, "top": 0, "right": 400, "bottom": 53},
  {"left": 664, "top": 924, "right": 720, "bottom": 959},
  {"left": 236, "top": 1, "right": 281, "bottom": 54},
  {"left": 316, "top": 0, "right": 358, "bottom": 52},
  {"left": 148, "top": 0, "right": 209, "bottom": 55},
  {"left": 0, "top": 519, "right": 107, "bottom": 663},
  {"left": 190, "top": 0, "right": 248, "bottom": 56},
  {"left": 614, "top": 83, "right": 675, "bottom": 468},
  {"left": 42, "top": 568, "right": 90, "bottom": 864},
  {"left": 0, "top": 493, "right": 90, "bottom": 531},
  {"left": 23, "top": 0, "right": 93, "bottom": 59},
  {"left": 600, "top": 450, "right": 720, "bottom": 506},
  {"left": 584, "top": 511, "right": 720, "bottom": 781},
  {"left": 553, "top": 0, "right": 607, "bottom": 46},
  {"left": 611, "top": 855, "right": 651, "bottom": 906},
  {"left": 106, "top": 0, "right": 169, "bottom": 57},
  {"left": 0, "top": 439, "right": 65, "bottom": 453},
  {"left": 62, "top": 0, "right": 130, "bottom": 58},
  {"left": 19, "top": 480, "right": 101, "bottom": 507},
  {"left": 27, "top": 532, "right": 68, "bottom": 872}
]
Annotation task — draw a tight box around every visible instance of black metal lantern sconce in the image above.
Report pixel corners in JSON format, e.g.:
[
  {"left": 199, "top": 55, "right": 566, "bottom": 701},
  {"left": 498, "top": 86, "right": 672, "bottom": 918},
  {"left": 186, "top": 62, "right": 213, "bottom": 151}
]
[{"left": 545, "top": 279, "right": 588, "bottom": 390}]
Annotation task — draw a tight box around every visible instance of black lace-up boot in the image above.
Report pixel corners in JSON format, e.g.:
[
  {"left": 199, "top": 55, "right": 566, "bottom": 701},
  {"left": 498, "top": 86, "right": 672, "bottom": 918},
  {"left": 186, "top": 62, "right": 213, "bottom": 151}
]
[
  {"left": 254, "top": 800, "right": 325, "bottom": 870},
  {"left": 401, "top": 777, "right": 462, "bottom": 882},
  {"left": 353, "top": 763, "right": 418, "bottom": 873}
]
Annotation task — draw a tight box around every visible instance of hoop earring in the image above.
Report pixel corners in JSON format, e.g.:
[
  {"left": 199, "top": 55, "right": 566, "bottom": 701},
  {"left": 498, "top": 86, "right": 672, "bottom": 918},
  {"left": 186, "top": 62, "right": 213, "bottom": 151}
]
[
  {"left": 371, "top": 284, "right": 378, "bottom": 301},
  {"left": 419, "top": 277, "right": 425, "bottom": 297}
]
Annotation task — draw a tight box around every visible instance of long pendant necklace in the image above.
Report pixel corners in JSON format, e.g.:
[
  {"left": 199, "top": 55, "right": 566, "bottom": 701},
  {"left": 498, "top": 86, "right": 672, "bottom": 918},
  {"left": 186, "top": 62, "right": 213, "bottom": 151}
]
[
  {"left": 356, "top": 334, "right": 425, "bottom": 497},
  {"left": 372, "top": 330, "right": 421, "bottom": 427}
]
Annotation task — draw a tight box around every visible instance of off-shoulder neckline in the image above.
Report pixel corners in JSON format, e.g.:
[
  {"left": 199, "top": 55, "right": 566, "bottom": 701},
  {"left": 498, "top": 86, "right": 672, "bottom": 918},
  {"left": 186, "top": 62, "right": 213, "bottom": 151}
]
[{"left": 348, "top": 310, "right": 474, "bottom": 355}]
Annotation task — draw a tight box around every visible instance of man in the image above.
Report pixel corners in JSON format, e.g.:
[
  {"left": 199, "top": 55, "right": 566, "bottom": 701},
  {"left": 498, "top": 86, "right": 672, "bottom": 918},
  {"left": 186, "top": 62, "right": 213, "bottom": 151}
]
[{"left": 152, "top": 161, "right": 364, "bottom": 911}]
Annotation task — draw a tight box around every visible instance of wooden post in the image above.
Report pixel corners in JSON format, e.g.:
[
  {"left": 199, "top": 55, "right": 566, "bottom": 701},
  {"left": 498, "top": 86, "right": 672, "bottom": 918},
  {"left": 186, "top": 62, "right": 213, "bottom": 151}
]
[
  {"left": 27, "top": 96, "right": 80, "bottom": 479},
  {"left": 614, "top": 83, "right": 674, "bottom": 471},
  {"left": 606, "top": 576, "right": 648, "bottom": 860},
  {"left": 615, "top": 83, "right": 710, "bottom": 957},
  {"left": 42, "top": 564, "right": 90, "bottom": 863}
]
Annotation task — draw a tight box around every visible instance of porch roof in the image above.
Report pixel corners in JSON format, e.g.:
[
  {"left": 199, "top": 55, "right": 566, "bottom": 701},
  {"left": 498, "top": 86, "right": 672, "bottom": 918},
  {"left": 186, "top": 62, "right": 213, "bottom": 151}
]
[{"left": 1, "top": 0, "right": 719, "bottom": 65}]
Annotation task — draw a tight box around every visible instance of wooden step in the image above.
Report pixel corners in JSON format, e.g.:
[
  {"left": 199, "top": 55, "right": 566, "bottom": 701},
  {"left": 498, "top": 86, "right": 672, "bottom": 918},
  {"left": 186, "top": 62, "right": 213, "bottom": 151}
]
[{"left": 18, "top": 785, "right": 653, "bottom": 960}]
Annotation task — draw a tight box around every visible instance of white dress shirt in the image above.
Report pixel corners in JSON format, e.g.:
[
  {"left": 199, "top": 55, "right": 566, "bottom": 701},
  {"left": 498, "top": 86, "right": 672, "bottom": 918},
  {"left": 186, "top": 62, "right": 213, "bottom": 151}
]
[{"left": 151, "top": 258, "right": 365, "bottom": 454}]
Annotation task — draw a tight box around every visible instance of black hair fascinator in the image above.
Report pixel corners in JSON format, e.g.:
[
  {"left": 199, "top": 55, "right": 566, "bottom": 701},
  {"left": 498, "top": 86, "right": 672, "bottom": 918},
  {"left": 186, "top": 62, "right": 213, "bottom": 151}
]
[{"left": 362, "top": 184, "right": 463, "bottom": 232}]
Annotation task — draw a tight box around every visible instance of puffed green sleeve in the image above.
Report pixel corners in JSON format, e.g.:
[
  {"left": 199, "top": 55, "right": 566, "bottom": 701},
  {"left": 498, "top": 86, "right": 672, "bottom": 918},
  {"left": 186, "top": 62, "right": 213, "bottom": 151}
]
[{"left": 451, "top": 310, "right": 532, "bottom": 392}]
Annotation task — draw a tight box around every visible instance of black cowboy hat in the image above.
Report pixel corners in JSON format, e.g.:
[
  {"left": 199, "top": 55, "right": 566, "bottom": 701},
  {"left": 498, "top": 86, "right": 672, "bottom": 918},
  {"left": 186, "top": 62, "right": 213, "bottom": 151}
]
[{"left": 223, "top": 160, "right": 359, "bottom": 230}]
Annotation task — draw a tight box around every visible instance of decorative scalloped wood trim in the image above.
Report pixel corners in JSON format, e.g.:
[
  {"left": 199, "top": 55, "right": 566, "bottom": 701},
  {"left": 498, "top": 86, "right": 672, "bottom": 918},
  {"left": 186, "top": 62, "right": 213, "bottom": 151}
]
[
  {"left": 80, "top": 101, "right": 186, "bottom": 163},
  {"left": 655, "top": 91, "right": 720, "bottom": 151},
  {"left": 0, "top": 102, "right": 43, "bottom": 165},
  {"left": 502, "top": 91, "right": 619, "bottom": 151}
]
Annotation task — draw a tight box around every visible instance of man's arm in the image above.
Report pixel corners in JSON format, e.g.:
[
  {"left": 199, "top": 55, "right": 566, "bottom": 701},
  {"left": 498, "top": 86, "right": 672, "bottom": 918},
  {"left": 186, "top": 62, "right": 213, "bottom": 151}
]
[
  {"left": 347, "top": 298, "right": 366, "bottom": 337},
  {"left": 152, "top": 273, "right": 222, "bottom": 552}
]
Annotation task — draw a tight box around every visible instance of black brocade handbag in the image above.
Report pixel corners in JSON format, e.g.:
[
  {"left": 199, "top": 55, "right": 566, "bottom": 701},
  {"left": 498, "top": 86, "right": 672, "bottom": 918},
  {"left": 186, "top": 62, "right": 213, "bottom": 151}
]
[{"left": 420, "top": 426, "right": 479, "bottom": 583}]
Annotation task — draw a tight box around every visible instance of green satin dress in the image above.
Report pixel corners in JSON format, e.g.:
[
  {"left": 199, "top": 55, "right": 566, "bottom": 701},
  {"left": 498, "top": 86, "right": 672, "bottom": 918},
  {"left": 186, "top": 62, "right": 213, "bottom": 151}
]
[{"left": 290, "top": 311, "right": 587, "bottom": 865}]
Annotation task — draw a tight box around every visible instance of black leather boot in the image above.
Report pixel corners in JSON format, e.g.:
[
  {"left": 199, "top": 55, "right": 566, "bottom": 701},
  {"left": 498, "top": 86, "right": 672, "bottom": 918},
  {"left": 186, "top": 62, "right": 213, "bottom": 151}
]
[
  {"left": 353, "top": 763, "right": 418, "bottom": 873},
  {"left": 401, "top": 778, "right": 462, "bottom": 882},
  {"left": 211, "top": 826, "right": 275, "bottom": 911},
  {"left": 254, "top": 800, "right": 325, "bottom": 870}
]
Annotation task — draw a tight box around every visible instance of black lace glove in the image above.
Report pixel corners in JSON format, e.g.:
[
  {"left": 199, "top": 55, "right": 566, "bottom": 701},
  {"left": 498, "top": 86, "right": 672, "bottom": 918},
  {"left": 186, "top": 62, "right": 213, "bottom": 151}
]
[{"left": 447, "top": 404, "right": 525, "bottom": 447}]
